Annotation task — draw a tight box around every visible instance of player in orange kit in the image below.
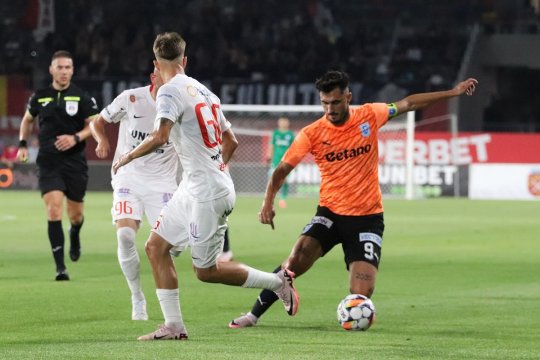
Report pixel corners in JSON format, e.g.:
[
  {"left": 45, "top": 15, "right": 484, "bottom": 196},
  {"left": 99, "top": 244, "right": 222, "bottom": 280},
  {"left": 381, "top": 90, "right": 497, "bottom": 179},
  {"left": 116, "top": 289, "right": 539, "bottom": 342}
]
[{"left": 229, "top": 70, "right": 478, "bottom": 328}]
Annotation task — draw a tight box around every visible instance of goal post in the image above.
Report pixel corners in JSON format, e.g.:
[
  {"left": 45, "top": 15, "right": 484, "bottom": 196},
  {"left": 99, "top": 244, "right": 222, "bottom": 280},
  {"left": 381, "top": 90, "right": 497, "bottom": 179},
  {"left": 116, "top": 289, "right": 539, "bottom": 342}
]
[{"left": 406, "top": 111, "right": 415, "bottom": 200}]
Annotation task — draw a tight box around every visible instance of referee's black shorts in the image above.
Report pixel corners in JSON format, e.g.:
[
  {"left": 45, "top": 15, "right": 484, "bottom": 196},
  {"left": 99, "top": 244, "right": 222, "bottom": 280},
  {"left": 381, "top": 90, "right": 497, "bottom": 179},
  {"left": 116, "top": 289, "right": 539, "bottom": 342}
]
[
  {"left": 301, "top": 206, "right": 384, "bottom": 269},
  {"left": 36, "top": 152, "right": 88, "bottom": 202}
]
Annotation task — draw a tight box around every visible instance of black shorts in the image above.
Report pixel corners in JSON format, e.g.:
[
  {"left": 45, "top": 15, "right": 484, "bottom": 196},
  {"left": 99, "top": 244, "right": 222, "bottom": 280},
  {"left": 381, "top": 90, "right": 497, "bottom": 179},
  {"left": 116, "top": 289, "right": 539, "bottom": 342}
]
[
  {"left": 36, "top": 152, "right": 88, "bottom": 202},
  {"left": 301, "top": 206, "right": 384, "bottom": 269}
]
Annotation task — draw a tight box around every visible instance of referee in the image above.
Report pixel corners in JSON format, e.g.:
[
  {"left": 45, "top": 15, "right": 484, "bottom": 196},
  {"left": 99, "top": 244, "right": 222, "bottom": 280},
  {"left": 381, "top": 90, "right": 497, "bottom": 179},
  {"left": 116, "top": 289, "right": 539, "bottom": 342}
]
[{"left": 17, "top": 50, "right": 99, "bottom": 281}]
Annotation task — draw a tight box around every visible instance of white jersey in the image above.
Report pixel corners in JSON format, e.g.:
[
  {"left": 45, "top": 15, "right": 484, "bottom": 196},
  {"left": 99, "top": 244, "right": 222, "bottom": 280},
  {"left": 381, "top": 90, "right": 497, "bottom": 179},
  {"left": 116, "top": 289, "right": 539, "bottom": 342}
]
[
  {"left": 100, "top": 85, "right": 178, "bottom": 181},
  {"left": 155, "top": 74, "right": 234, "bottom": 201}
]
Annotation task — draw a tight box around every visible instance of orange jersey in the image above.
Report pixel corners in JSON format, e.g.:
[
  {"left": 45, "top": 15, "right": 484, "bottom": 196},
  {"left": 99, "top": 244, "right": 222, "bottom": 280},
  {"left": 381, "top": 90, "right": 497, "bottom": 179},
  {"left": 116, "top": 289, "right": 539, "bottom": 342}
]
[{"left": 282, "top": 103, "right": 389, "bottom": 216}]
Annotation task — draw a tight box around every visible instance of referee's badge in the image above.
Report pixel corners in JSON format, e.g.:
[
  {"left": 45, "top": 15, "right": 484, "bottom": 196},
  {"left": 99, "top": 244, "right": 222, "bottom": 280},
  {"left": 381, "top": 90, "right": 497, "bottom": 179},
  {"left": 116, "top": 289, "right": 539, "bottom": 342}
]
[
  {"left": 66, "top": 101, "right": 79, "bottom": 116},
  {"left": 359, "top": 122, "right": 371, "bottom": 137}
]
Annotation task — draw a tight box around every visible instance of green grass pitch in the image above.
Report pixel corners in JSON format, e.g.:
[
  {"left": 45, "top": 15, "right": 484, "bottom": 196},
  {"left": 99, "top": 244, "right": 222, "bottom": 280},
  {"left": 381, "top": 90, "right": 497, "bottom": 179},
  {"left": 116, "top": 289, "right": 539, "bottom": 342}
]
[{"left": 0, "top": 190, "right": 539, "bottom": 359}]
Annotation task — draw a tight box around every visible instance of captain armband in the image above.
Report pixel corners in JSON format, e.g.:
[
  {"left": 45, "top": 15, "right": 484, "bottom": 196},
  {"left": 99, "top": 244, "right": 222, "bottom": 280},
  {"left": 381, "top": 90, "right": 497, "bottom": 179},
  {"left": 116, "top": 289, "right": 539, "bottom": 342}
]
[{"left": 387, "top": 103, "right": 398, "bottom": 119}]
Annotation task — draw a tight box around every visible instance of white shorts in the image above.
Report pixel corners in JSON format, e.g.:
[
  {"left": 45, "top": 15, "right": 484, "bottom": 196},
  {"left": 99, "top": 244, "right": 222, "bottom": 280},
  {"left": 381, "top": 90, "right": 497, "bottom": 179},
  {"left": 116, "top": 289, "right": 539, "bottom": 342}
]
[
  {"left": 152, "top": 183, "right": 235, "bottom": 268},
  {"left": 111, "top": 176, "right": 177, "bottom": 226}
]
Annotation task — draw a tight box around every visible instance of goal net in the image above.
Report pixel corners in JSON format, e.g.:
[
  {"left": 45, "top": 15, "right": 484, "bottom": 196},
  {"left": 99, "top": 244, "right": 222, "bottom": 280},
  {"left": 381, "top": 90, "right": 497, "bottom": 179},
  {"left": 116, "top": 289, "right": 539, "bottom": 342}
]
[
  {"left": 378, "top": 112, "right": 460, "bottom": 199},
  {"left": 222, "top": 105, "right": 458, "bottom": 199},
  {"left": 222, "top": 105, "right": 322, "bottom": 197}
]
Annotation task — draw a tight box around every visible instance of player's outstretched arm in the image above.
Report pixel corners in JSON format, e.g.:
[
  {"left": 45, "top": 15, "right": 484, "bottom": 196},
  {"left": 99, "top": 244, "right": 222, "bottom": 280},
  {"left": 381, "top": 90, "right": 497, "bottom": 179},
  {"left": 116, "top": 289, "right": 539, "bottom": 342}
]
[
  {"left": 259, "top": 162, "right": 294, "bottom": 229},
  {"left": 89, "top": 115, "right": 110, "bottom": 159},
  {"left": 394, "top": 78, "right": 478, "bottom": 114},
  {"left": 112, "top": 117, "right": 173, "bottom": 174}
]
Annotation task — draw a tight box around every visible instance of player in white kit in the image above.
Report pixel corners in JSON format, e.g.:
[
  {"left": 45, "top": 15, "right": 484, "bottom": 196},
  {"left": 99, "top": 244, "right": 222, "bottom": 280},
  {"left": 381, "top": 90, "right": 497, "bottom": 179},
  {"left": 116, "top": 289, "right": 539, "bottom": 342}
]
[
  {"left": 112, "top": 32, "right": 299, "bottom": 340},
  {"left": 90, "top": 71, "right": 178, "bottom": 321}
]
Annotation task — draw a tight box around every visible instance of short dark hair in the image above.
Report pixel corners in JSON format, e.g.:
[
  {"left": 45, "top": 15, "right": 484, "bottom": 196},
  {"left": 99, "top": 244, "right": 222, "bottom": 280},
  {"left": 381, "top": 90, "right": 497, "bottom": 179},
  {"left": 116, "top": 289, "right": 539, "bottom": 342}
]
[
  {"left": 51, "top": 50, "right": 73, "bottom": 61},
  {"left": 315, "top": 70, "right": 350, "bottom": 93},
  {"left": 153, "top": 32, "right": 186, "bottom": 61}
]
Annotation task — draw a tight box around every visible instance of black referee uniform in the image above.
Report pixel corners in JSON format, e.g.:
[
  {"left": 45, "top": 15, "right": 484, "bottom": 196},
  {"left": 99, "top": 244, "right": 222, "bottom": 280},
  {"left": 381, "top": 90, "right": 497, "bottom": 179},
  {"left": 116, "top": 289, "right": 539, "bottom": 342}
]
[{"left": 27, "top": 83, "right": 98, "bottom": 199}]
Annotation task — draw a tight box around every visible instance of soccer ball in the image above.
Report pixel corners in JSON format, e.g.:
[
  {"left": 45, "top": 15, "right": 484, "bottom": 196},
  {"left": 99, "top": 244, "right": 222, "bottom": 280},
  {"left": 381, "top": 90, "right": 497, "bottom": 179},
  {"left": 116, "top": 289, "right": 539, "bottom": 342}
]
[{"left": 337, "top": 294, "right": 376, "bottom": 331}]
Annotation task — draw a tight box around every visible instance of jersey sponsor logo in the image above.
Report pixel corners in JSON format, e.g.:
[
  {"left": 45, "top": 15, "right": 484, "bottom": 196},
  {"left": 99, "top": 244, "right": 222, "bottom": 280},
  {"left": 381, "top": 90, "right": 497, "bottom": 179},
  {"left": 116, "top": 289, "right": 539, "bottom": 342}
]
[
  {"left": 311, "top": 216, "right": 333, "bottom": 228},
  {"left": 359, "top": 232, "right": 383, "bottom": 247},
  {"left": 133, "top": 114, "right": 144, "bottom": 118},
  {"left": 117, "top": 187, "right": 130, "bottom": 195},
  {"left": 66, "top": 101, "right": 79, "bottom": 116},
  {"left": 131, "top": 129, "right": 150, "bottom": 141},
  {"left": 210, "top": 149, "right": 222, "bottom": 161},
  {"left": 359, "top": 122, "right": 371, "bottom": 137},
  {"left": 324, "top": 144, "right": 371, "bottom": 162}
]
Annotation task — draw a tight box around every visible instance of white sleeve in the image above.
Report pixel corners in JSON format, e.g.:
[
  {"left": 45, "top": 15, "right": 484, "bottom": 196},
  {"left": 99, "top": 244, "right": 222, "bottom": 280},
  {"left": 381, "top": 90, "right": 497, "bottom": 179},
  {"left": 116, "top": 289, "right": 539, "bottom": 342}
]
[
  {"left": 100, "top": 91, "right": 128, "bottom": 123},
  {"left": 217, "top": 105, "right": 231, "bottom": 133},
  {"left": 155, "top": 84, "right": 183, "bottom": 127}
]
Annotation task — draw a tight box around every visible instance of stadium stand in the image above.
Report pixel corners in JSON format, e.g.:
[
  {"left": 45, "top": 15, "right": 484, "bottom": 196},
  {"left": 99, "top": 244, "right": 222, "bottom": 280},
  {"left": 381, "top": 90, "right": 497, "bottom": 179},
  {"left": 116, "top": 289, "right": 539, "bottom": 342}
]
[{"left": 1, "top": 0, "right": 539, "bottom": 132}]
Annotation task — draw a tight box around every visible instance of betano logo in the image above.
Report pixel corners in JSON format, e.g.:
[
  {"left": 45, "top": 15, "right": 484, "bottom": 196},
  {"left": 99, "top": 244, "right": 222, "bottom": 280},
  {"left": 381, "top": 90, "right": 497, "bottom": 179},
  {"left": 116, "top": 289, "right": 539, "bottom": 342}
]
[{"left": 324, "top": 144, "right": 371, "bottom": 162}]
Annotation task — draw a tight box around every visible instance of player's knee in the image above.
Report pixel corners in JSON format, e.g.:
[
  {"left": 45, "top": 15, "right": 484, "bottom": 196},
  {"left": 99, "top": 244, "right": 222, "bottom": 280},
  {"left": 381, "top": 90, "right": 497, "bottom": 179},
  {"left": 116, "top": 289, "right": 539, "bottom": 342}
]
[
  {"left": 117, "top": 227, "right": 136, "bottom": 249},
  {"left": 46, "top": 204, "right": 63, "bottom": 220},
  {"left": 144, "top": 235, "right": 169, "bottom": 260},
  {"left": 194, "top": 266, "right": 217, "bottom": 283},
  {"left": 69, "top": 213, "right": 84, "bottom": 225},
  {"left": 144, "top": 238, "right": 158, "bottom": 259}
]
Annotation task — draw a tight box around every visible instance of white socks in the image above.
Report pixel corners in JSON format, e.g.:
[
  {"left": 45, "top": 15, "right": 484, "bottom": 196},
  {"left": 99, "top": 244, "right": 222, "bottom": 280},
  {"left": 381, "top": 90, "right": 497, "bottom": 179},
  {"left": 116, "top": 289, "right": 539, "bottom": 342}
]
[
  {"left": 117, "top": 227, "right": 143, "bottom": 301},
  {"left": 156, "top": 288, "right": 184, "bottom": 330},
  {"left": 242, "top": 266, "right": 282, "bottom": 291}
]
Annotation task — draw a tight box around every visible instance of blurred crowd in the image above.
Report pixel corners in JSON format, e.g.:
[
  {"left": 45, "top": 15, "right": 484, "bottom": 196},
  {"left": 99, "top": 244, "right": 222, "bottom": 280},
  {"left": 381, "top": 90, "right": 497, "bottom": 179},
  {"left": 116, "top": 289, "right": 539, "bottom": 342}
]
[
  {"left": 3, "top": 1, "right": 537, "bottom": 90},
  {"left": 1, "top": 0, "right": 539, "bottom": 111}
]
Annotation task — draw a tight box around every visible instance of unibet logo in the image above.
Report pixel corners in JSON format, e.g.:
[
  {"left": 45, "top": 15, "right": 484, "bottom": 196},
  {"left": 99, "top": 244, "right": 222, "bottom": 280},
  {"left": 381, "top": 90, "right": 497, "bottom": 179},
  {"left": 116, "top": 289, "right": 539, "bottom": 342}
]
[{"left": 324, "top": 144, "right": 371, "bottom": 162}]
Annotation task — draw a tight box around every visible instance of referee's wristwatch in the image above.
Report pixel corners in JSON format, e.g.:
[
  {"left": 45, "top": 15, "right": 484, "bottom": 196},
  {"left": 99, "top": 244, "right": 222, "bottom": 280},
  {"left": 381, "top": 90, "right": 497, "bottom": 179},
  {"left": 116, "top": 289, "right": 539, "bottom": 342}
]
[{"left": 73, "top": 134, "right": 81, "bottom": 144}]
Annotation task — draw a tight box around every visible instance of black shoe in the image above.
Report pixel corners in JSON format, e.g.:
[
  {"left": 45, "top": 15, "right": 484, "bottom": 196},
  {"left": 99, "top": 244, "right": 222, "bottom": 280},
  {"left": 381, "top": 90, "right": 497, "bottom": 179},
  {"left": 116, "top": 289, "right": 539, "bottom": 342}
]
[
  {"left": 55, "top": 269, "right": 70, "bottom": 281},
  {"left": 69, "top": 229, "right": 81, "bottom": 262},
  {"left": 69, "top": 245, "right": 80, "bottom": 262}
]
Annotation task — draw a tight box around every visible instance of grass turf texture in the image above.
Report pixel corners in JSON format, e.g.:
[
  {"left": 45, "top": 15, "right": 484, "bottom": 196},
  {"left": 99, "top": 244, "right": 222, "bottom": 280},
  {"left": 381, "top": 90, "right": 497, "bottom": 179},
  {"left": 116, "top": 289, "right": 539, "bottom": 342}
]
[{"left": 0, "top": 190, "right": 539, "bottom": 359}]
